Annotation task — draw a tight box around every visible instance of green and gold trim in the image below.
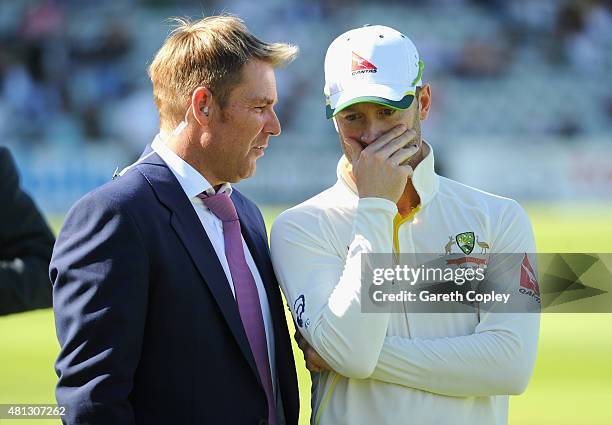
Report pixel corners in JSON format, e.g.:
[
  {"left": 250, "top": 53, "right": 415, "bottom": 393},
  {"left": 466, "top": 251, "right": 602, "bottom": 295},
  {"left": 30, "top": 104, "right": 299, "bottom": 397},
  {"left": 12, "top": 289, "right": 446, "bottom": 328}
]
[{"left": 326, "top": 91, "right": 416, "bottom": 119}]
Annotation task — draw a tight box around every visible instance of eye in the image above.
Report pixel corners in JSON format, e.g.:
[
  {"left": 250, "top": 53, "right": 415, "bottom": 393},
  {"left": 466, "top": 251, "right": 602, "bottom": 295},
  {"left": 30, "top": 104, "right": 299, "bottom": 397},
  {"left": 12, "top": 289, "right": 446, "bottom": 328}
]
[
  {"left": 343, "top": 113, "right": 359, "bottom": 122},
  {"left": 254, "top": 106, "right": 266, "bottom": 112},
  {"left": 379, "top": 108, "right": 395, "bottom": 117}
]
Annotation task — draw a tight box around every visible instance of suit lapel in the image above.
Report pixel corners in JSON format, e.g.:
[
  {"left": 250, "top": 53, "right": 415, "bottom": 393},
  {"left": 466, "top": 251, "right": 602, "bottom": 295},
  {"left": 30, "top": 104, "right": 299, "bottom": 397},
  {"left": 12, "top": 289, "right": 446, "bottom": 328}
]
[{"left": 135, "top": 154, "right": 260, "bottom": 382}]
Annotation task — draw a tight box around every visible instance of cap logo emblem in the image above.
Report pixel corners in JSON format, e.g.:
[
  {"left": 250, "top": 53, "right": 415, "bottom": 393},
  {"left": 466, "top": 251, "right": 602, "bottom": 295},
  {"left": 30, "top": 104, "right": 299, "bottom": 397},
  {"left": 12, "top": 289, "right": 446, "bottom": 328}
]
[{"left": 351, "top": 52, "right": 377, "bottom": 75}]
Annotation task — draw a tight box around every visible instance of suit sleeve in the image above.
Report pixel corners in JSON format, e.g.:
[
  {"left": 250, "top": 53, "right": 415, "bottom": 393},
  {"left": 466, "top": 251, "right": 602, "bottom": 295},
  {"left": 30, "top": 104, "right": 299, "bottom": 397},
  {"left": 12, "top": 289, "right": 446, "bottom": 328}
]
[
  {"left": 271, "top": 198, "right": 396, "bottom": 378},
  {"left": 0, "top": 148, "right": 55, "bottom": 315},
  {"left": 369, "top": 202, "right": 541, "bottom": 396},
  {"left": 50, "top": 192, "right": 149, "bottom": 424}
]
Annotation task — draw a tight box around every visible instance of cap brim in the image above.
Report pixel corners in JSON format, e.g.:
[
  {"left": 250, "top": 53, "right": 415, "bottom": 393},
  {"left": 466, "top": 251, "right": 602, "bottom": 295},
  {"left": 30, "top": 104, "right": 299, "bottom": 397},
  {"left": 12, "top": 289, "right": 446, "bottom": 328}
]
[{"left": 326, "top": 93, "right": 415, "bottom": 119}]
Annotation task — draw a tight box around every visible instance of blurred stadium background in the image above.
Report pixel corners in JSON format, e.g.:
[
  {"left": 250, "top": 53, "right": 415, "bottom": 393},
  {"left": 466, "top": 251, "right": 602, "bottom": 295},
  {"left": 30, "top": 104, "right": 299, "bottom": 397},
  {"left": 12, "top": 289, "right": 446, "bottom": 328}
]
[{"left": 0, "top": 0, "right": 611, "bottom": 424}]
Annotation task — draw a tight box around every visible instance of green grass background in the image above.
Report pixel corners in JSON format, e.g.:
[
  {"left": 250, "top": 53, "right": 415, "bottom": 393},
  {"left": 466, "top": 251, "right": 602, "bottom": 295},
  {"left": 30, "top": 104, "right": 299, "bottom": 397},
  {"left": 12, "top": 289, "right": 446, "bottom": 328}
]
[{"left": 1, "top": 203, "right": 611, "bottom": 425}]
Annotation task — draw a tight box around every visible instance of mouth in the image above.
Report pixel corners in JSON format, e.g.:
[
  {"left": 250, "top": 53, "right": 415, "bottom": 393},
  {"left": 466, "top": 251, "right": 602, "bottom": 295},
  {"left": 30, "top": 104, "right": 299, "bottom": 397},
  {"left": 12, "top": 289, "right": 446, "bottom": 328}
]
[{"left": 252, "top": 144, "right": 267, "bottom": 156}]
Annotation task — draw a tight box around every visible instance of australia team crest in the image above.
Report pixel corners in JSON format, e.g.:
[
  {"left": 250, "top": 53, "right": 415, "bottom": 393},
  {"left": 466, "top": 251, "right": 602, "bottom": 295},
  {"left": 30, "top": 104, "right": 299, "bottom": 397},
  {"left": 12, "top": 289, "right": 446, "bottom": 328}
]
[{"left": 455, "top": 232, "right": 475, "bottom": 255}]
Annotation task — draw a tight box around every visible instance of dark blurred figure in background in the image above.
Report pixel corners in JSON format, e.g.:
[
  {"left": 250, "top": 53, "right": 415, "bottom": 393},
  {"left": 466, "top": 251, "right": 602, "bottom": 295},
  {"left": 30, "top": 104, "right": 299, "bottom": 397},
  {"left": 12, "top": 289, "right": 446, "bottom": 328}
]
[{"left": 0, "top": 146, "right": 54, "bottom": 315}]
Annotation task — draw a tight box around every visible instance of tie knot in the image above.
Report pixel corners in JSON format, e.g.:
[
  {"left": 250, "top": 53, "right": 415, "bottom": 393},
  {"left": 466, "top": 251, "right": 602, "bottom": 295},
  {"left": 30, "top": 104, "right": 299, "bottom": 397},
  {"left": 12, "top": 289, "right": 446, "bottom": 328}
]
[{"left": 198, "top": 191, "right": 238, "bottom": 222}]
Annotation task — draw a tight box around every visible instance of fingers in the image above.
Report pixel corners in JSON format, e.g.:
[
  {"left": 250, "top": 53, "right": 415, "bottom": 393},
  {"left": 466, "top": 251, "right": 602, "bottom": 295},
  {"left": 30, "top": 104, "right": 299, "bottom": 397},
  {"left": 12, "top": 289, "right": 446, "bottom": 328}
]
[
  {"left": 388, "top": 143, "right": 419, "bottom": 166},
  {"left": 399, "top": 164, "right": 415, "bottom": 179},
  {"left": 304, "top": 346, "right": 325, "bottom": 372},
  {"left": 306, "top": 359, "right": 323, "bottom": 373},
  {"left": 296, "top": 333, "right": 308, "bottom": 352},
  {"left": 343, "top": 136, "right": 363, "bottom": 164},
  {"left": 365, "top": 124, "right": 407, "bottom": 151},
  {"left": 365, "top": 124, "right": 409, "bottom": 153},
  {"left": 295, "top": 333, "right": 331, "bottom": 373},
  {"left": 349, "top": 123, "right": 421, "bottom": 202},
  {"left": 374, "top": 127, "right": 417, "bottom": 159},
  {"left": 345, "top": 125, "right": 415, "bottom": 164}
]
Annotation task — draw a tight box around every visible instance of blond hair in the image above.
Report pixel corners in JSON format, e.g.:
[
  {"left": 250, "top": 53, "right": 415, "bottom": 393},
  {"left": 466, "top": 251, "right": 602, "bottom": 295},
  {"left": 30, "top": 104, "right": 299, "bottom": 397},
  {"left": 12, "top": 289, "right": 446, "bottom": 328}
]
[{"left": 148, "top": 15, "right": 298, "bottom": 130}]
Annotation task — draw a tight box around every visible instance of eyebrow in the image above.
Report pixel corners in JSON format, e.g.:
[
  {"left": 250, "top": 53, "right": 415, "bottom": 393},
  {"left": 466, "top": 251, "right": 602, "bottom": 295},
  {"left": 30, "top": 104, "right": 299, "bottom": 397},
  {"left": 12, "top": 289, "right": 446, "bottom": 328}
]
[{"left": 250, "top": 96, "right": 277, "bottom": 105}]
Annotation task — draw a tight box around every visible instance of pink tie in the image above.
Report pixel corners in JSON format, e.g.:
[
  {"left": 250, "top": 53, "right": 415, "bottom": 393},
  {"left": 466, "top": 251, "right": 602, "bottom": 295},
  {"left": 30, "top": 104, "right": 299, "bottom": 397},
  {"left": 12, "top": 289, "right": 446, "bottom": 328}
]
[{"left": 198, "top": 191, "right": 276, "bottom": 425}]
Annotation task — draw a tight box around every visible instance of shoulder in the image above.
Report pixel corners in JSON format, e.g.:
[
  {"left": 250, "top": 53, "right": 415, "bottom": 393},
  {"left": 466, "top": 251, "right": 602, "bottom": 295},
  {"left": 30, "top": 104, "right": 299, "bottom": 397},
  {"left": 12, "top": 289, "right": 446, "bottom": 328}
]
[
  {"left": 272, "top": 182, "right": 352, "bottom": 240},
  {"left": 54, "top": 169, "right": 156, "bottom": 262},
  {"left": 93, "top": 169, "right": 148, "bottom": 204},
  {"left": 65, "top": 167, "right": 153, "bottom": 226},
  {"left": 438, "top": 176, "right": 533, "bottom": 250},
  {"left": 438, "top": 176, "right": 528, "bottom": 220},
  {"left": 273, "top": 185, "right": 333, "bottom": 227}
]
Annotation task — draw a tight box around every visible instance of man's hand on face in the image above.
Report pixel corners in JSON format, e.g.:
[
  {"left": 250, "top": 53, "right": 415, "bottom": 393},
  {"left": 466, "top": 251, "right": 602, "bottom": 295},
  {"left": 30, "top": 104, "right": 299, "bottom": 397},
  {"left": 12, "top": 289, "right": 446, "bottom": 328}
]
[
  {"left": 294, "top": 331, "right": 332, "bottom": 373},
  {"left": 343, "top": 124, "right": 419, "bottom": 203}
]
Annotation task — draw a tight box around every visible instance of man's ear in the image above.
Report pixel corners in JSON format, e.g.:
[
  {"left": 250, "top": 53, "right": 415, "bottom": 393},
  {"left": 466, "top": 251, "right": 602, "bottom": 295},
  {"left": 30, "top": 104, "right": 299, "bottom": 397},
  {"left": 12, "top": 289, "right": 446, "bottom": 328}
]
[
  {"left": 418, "top": 84, "right": 431, "bottom": 120},
  {"left": 192, "top": 86, "right": 213, "bottom": 126}
]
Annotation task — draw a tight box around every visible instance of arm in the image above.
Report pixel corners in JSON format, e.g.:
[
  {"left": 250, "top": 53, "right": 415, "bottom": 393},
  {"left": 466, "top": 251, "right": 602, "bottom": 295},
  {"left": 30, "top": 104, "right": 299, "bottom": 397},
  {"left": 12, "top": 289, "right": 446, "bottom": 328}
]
[
  {"left": 272, "top": 125, "right": 419, "bottom": 379},
  {"left": 271, "top": 198, "right": 396, "bottom": 378},
  {"left": 369, "top": 202, "right": 540, "bottom": 396},
  {"left": 51, "top": 193, "right": 149, "bottom": 424},
  {"left": 371, "top": 312, "right": 539, "bottom": 396},
  {"left": 0, "top": 148, "right": 55, "bottom": 315}
]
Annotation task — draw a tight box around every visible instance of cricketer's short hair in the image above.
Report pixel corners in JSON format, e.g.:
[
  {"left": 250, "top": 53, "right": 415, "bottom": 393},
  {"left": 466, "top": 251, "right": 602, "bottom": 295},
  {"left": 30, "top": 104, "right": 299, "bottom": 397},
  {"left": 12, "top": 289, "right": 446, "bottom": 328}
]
[{"left": 148, "top": 15, "right": 298, "bottom": 131}]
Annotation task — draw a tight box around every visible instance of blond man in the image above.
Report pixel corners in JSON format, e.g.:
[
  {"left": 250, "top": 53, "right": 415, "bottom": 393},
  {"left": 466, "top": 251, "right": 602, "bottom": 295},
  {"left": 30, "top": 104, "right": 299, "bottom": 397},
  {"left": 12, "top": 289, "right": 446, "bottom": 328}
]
[{"left": 51, "top": 16, "right": 299, "bottom": 425}]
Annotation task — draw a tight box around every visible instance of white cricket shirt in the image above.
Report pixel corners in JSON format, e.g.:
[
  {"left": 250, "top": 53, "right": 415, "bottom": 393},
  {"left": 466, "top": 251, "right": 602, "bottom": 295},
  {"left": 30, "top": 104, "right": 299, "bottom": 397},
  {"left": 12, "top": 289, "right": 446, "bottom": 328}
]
[{"left": 270, "top": 142, "right": 540, "bottom": 425}]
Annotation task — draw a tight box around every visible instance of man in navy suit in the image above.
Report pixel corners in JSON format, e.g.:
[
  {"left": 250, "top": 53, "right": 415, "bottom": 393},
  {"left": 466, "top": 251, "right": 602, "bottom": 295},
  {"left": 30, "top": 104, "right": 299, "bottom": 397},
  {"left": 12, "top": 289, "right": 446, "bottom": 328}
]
[{"left": 50, "top": 16, "right": 299, "bottom": 425}]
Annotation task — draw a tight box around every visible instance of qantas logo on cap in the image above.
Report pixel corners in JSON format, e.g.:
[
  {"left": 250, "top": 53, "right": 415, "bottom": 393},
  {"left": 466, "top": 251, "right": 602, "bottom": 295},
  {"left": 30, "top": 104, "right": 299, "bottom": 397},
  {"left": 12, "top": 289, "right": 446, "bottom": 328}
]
[{"left": 352, "top": 52, "right": 377, "bottom": 75}]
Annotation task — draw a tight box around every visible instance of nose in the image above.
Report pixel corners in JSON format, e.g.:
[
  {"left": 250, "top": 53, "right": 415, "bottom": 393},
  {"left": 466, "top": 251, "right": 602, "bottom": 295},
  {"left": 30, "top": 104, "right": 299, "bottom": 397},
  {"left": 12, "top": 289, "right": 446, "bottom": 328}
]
[
  {"left": 359, "top": 133, "right": 376, "bottom": 145},
  {"left": 265, "top": 108, "right": 281, "bottom": 137},
  {"left": 358, "top": 124, "right": 384, "bottom": 145}
]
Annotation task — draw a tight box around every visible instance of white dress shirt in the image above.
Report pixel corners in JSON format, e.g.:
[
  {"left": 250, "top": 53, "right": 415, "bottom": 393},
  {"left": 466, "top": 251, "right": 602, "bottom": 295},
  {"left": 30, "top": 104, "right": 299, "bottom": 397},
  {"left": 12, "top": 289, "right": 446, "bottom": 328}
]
[{"left": 144, "top": 134, "right": 277, "bottom": 394}]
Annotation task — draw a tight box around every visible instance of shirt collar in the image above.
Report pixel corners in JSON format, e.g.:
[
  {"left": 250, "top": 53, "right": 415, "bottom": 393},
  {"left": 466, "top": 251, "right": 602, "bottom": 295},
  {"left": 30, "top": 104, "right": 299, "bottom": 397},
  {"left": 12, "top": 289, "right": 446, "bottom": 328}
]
[
  {"left": 337, "top": 140, "right": 439, "bottom": 206},
  {"left": 152, "top": 133, "right": 232, "bottom": 199}
]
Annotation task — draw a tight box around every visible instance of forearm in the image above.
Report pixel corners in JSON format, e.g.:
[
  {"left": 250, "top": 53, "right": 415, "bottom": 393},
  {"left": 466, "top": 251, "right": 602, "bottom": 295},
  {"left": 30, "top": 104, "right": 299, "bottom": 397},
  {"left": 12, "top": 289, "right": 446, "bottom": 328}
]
[
  {"left": 273, "top": 198, "right": 397, "bottom": 378},
  {"left": 309, "top": 241, "right": 390, "bottom": 378},
  {"left": 370, "top": 314, "right": 540, "bottom": 396},
  {"left": 306, "top": 198, "right": 396, "bottom": 377}
]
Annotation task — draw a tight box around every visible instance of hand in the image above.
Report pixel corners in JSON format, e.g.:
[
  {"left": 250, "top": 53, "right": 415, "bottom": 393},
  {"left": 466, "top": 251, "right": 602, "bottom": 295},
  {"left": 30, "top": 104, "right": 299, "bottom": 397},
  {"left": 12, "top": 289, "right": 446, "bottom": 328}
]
[
  {"left": 344, "top": 125, "right": 419, "bottom": 203},
  {"left": 294, "top": 331, "right": 332, "bottom": 373}
]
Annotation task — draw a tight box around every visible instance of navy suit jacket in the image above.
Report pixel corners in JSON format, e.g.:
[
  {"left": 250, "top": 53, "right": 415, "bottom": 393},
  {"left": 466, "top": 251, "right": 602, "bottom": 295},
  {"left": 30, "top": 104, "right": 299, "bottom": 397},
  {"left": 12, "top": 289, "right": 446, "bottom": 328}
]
[{"left": 50, "top": 150, "right": 299, "bottom": 425}]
